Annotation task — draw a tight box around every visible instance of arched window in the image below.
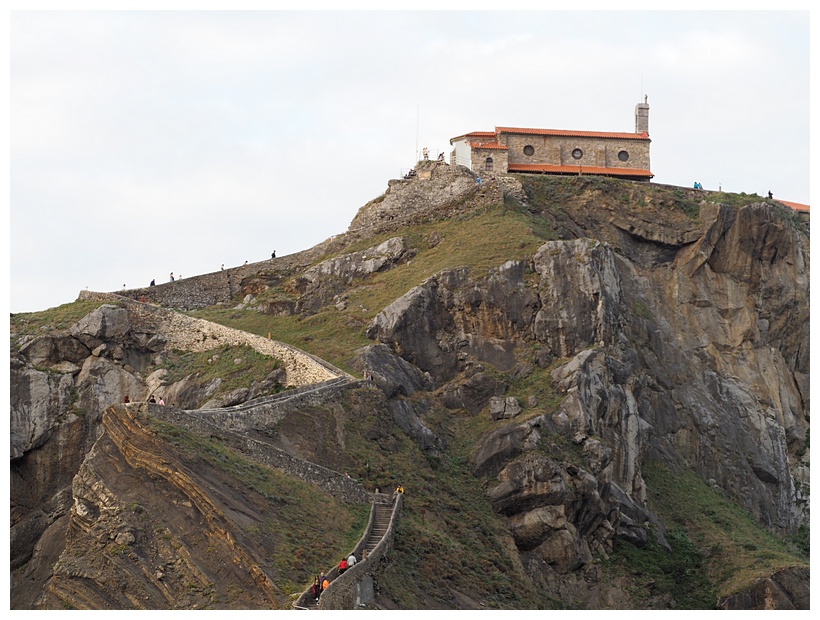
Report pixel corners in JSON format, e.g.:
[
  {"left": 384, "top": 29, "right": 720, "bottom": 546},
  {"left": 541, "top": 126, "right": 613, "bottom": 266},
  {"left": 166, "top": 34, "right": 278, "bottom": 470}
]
[{"left": 485, "top": 157, "right": 494, "bottom": 171}]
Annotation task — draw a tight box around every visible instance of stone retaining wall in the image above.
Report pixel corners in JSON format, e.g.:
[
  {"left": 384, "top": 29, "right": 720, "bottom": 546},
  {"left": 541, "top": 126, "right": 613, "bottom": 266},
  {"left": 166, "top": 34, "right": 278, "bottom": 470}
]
[
  {"left": 77, "top": 291, "right": 352, "bottom": 387},
  {"left": 115, "top": 258, "right": 286, "bottom": 310}
]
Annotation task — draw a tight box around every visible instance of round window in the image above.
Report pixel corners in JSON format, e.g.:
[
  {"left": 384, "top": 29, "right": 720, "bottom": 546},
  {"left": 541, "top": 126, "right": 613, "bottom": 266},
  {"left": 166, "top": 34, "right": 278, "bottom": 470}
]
[
  {"left": 572, "top": 148, "right": 583, "bottom": 160},
  {"left": 523, "top": 145, "right": 534, "bottom": 156},
  {"left": 618, "top": 150, "right": 629, "bottom": 162}
]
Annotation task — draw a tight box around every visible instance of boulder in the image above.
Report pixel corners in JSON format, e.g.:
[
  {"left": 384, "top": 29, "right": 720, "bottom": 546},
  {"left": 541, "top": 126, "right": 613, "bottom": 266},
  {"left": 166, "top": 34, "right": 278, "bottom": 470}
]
[
  {"left": 488, "top": 395, "right": 522, "bottom": 420},
  {"left": 69, "top": 305, "right": 131, "bottom": 348},
  {"left": 473, "top": 424, "right": 528, "bottom": 479}
]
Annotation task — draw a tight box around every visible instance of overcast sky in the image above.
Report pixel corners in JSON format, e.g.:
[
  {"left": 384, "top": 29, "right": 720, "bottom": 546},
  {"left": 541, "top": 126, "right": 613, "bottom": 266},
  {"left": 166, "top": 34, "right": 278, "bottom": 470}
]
[{"left": 8, "top": 7, "right": 812, "bottom": 314}]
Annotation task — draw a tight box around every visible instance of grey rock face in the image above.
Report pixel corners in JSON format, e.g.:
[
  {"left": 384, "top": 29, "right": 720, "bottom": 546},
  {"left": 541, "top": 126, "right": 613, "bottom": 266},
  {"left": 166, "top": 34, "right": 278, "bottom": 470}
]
[
  {"left": 366, "top": 269, "right": 468, "bottom": 381},
  {"left": 718, "top": 566, "right": 810, "bottom": 610},
  {"left": 305, "top": 237, "right": 408, "bottom": 284},
  {"left": 363, "top": 197, "right": 808, "bottom": 600},
  {"left": 387, "top": 399, "right": 445, "bottom": 457},
  {"left": 366, "top": 263, "right": 536, "bottom": 382},
  {"left": 69, "top": 305, "right": 131, "bottom": 348},
  {"left": 532, "top": 239, "right": 622, "bottom": 357},
  {"left": 295, "top": 237, "right": 410, "bottom": 314},
  {"left": 351, "top": 343, "right": 431, "bottom": 399},
  {"left": 486, "top": 453, "right": 616, "bottom": 574},
  {"left": 10, "top": 364, "right": 77, "bottom": 459},
  {"left": 472, "top": 423, "right": 528, "bottom": 478},
  {"left": 19, "top": 333, "right": 90, "bottom": 368},
  {"left": 348, "top": 160, "right": 481, "bottom": 234}
]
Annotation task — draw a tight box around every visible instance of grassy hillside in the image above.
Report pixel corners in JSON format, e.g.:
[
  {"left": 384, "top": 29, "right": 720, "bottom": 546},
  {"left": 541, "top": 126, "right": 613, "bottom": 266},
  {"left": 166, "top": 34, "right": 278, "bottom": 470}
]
[
  {"left": 12, "top": 176, "right": 809, "bottom": 609},
  {"left": 150, "top": 418, "right": 370, "bottom": 603},
  {"left": 190, "top": 199, "right": 555, "bottom": 373}
]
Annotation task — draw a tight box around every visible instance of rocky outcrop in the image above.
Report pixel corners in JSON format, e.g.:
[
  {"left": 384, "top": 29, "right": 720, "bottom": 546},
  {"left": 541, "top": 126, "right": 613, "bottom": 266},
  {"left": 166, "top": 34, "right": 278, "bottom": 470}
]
[
  {"left": 348, "top": 160, "right": 495, "bottom": 234},
  {"left": 289, "top": 237, "right": 412, "bottom": 314},
  {"left": 717, "top": 566, "right": 810, "bottom": 610},
  {"left": 350, "top": 344, "right": 443, "bottom": 456},
  {"left": 488, "top": 396, "right": 522, "bottom": 420},
  {"left": 10, "top": 300, "right": 353, "bottom": 608},
  {"left": 351, "top": 343, "right": 432, "bottom": 399},
  {"left": 364, "top": 197, "right": 809, "bottom": 601},
  {"left": 11, "top": 173, "right": 809, "bottom": 610},
  {"left": 41, "top": 405, "right": 283, "bottom": 609},
  {"left": 488, "top": 452, "right": 617, "bottom": 574},
  {"left": 365, "top": 262, "right": 533, "bottom": 382}
]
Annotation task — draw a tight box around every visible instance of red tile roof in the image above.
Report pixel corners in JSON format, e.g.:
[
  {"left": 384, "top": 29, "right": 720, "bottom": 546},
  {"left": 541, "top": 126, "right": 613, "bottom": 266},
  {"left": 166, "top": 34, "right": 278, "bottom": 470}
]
[
  {"left": 778, "top": 200, "right": 809, "bottom": 213},
  {"left": 453, "top": 128, "right": 650, "bottom": 144},
  {"left": 507, "top": 163, "right": 653, "bottom": 178},
  {"left": 497, "top": 127, "right": 650, "bottom": 141},
  {"left": 450, "top": 131, "right": 497, "bottom": 143}
]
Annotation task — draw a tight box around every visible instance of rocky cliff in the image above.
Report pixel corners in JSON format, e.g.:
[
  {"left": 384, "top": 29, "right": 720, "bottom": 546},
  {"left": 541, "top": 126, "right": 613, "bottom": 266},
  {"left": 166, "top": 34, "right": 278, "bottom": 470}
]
[{"left": 10, "top": 160, "right": 809, "bottom": 609}]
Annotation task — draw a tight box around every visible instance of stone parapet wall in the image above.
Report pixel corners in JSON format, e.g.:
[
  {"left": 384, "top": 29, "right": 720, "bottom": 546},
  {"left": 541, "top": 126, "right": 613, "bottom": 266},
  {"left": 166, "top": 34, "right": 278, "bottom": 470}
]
[
  {"left": 115, "top": 262, "right": 267, "bottom": 310},
  {"left": 77, "top": 291, "right": 352, "bottom": 387},
  {"left": 115, "top": 258, "right": 290, "bottom": 310},
  {"left": 139, "top": 401, "right": 370, "bottom": 504},
  {"left": 189, "top": 378, "right": 360, "bottom": 434},
  {"left": 109, "top": 242, "right": 338, "bottom": 311}
]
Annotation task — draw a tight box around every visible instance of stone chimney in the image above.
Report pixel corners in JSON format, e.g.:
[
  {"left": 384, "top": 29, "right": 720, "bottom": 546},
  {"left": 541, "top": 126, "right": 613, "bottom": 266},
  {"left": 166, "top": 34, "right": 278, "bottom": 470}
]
[{"left": 635, "top": 95, "right": 649, "bottom": 134}]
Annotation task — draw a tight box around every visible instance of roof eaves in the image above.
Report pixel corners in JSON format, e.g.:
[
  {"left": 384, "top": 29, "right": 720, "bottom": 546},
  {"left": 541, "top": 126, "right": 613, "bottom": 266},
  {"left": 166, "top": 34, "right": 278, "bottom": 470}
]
[
  {"left": 496, "top": 127, "right": 650, "bottom": 141},
  {"left": 507, "top": 163, "right": 654, "bottom": 177}
]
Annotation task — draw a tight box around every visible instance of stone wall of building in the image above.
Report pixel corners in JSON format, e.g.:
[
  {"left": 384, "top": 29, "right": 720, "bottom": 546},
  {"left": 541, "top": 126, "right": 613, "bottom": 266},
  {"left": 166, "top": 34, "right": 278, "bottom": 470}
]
[
  {"left": 502, "top": 133, "right": 650, "bottom": 170},
  {"left": 469, "top": 146, "right": 509, "bottom": 177}
]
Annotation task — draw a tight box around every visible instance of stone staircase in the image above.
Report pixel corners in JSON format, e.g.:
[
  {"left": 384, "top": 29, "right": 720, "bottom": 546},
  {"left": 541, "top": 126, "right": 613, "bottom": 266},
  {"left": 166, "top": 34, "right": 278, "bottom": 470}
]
[
  {"left": 294, "top": 493, "right": 399, "bottom": 610},
  {"left": 363, "top": 502, "right": 393, "bottom": 555}
]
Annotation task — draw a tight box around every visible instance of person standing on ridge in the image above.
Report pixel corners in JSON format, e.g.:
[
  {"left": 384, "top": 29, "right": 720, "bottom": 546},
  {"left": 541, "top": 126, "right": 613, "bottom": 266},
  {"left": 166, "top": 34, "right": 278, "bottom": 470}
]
[{"left": 169, "top": 272, "right": 174, "bottom": 282}]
